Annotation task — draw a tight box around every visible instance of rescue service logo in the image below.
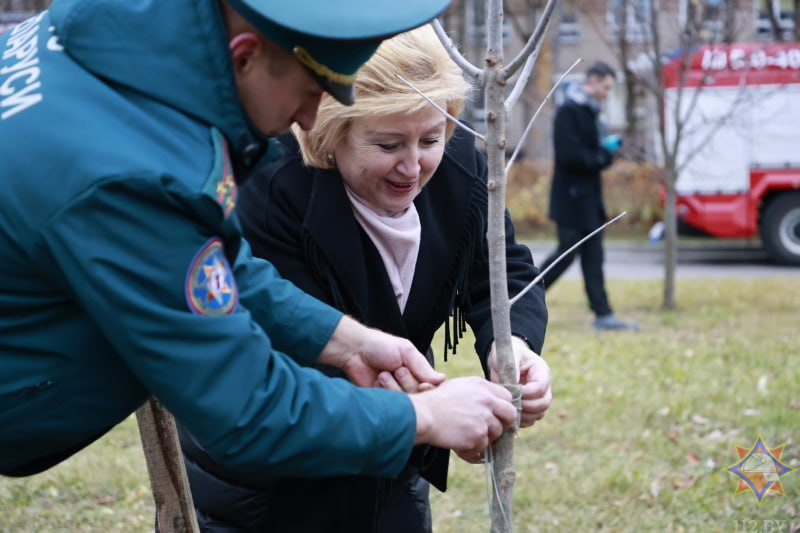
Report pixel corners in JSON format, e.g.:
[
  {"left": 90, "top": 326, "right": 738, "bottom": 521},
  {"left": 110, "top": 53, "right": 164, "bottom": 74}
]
[
  {"left": 185, "top": 238, "right": 238, "bottom": 315},
  {"left": 725, "top": 433, "right": 795, "bottom": 506},
  {"left": 216, "top": 168, "right": 237, "bottom": 218}
]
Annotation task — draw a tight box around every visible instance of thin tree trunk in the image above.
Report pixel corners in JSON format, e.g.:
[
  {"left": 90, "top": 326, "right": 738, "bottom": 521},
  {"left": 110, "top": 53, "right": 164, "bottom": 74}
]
[
  {"left": 794, "top": 0, "right": 800, "bottom": 41},
  {"left": 619, "top": 0, "right": 640, "bottom": 157},
  {"left": 532, "top": 37, "right": 553, "bottom": 159},
  {"left": 649, "top": 0, "right": 677, "bottom": 310},
  {"left": 436, "top": 2, "right": 560, "bottom": 529},
  {"left": 662, "top": 162, "right": 677, "bottom": 310},
  {"left": 485, "top": 1, "right": 517, "bottom": 531},
  {"left": 136, "top": 399, "right": 200, "bottom": 533},
  {"left": 765, "top": 0, "right": 784, "bottom": 41},
  {"left": 723, "top": 0, "right": 737, "bottom": 44}
]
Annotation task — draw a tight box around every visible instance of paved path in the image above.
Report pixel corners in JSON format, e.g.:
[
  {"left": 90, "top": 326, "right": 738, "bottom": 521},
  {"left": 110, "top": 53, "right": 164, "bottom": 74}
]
[{"left": 525, "top": 241, "right": 800, "bottom": 280}]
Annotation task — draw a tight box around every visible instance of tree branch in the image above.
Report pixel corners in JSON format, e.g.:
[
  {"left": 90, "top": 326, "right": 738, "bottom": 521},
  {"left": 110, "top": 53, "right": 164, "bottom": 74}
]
[
  {"left": 504, "top": 16, "right": 549, "bottom": 113},
  {"left": 395, "top": 74, "right": 486, "bottom": 141},
  {"left": 502, "top": 0, "right": 558, "bottom": 78},
  {"left": 505, "top": 58, "right": 581, "bottom": 174},
  {"left": 675, "top": 75, "right": 751, "bottom": 174},
  {"left": 431, "top": 19, "right": 483, "bottom": 80},
  {"left": 509, "top": 212, "right": 627, "bottom": 307},
  {"left": 503, "top": 0, "right": 555, "bottom": 112}
]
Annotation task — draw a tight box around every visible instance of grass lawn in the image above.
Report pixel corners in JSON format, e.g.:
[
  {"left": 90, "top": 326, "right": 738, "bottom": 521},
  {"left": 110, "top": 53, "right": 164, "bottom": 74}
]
[{"left": 1, "top": 278, "right": 798, "bottom": 532}]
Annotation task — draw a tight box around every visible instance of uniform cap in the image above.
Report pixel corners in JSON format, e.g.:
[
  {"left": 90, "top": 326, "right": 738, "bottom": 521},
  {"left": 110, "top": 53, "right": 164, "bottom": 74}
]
[{"left": 227, "top": 0, "right": 451, "bottom": 105}]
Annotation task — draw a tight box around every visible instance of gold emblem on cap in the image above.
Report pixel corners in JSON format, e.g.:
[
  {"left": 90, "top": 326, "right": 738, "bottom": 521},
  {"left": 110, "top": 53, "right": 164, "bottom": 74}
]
[{"left": 293, "top": 46, "right": 356, "bottom": 85}]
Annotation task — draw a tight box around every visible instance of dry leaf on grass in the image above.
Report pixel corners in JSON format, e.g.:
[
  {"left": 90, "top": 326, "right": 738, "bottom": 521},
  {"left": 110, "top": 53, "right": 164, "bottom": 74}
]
[
  {"left": 96, "top": 494, "right": 117, "bottom": 505},
  {"left": 673, "top": 475, "right": 696, "bottom": 489}
]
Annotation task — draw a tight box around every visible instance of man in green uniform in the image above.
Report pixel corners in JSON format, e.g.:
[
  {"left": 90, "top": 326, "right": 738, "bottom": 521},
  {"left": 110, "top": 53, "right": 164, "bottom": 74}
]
[{"left": 0, "top": 0, "right": 516, "bottom": 482}]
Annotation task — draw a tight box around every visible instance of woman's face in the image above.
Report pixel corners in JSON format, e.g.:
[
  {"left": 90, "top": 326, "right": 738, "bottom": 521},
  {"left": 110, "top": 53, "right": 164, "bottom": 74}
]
[{"left": 334, "top": 105, "right": 447, "bottom": 217}]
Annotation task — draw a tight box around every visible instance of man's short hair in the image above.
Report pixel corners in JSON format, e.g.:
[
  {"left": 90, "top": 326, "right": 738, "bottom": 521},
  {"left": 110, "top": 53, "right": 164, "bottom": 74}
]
[{"left": 586, "top": 61, "right": 617, "bottom": 81}]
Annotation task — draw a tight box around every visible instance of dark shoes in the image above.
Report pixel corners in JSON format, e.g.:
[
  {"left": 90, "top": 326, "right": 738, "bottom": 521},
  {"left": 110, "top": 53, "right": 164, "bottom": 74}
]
[{"left": 593, "top": 314, "right": 639, "bottom": 331}]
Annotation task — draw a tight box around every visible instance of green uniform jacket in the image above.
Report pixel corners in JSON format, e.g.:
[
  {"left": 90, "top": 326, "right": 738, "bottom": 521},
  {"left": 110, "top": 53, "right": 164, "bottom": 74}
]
[{"left": 0, "top": 1, "right": 414, "bottom": 480}]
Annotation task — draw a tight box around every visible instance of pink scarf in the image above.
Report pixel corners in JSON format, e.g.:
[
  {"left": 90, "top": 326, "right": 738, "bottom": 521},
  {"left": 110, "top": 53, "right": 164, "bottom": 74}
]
[{"left": 345, "top": 186, "right": 421, "bottom": 312}]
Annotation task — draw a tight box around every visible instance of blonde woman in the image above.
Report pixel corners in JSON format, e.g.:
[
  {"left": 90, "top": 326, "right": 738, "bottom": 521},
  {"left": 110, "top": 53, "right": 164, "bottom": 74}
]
[{"left": 185, "top": 25, "right": 552, "bottom": 532}]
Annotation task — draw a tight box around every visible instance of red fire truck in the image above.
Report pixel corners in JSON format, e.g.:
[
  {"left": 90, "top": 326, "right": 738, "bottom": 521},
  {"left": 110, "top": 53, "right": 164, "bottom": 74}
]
[{"left": 663, "top": 42, "right": 800, "bottom": 265}]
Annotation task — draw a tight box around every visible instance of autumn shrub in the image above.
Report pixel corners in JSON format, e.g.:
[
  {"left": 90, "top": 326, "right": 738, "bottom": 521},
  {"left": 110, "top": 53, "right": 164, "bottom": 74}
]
[{"left": 506, "top": 158, "right": 665, "bottom": 238}]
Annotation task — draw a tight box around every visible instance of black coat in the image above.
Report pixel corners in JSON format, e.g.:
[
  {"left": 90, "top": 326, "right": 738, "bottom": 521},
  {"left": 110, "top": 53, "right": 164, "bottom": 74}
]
[
  {"left": 184, "top": 127, "right": 548, "bottom": 532},
  {"left": 244, "top": 128, "right": 547, "bottom": 376},
  {"left": 548, "top": 98, "right": 614, "bottom": 231}
]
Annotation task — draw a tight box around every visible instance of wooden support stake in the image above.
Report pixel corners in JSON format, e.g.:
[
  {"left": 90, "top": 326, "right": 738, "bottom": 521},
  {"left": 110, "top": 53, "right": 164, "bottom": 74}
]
[{"left": 135, "top": 398, "right": 200, "bottom": 533}]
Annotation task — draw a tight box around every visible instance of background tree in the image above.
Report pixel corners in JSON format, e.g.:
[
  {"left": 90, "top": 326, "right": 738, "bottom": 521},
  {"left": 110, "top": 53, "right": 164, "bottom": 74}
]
[
  {"left": 796, "top": 0, "right": 800, "bottom": 40},
  {"left": 765, "top": 0, "right": 785, "bottom": 40},
  {"left": 616, "top": 0, "right": 647, "bottom": 158},
  {"left": 629, "top": 0, "right": 751, "bottom": 309}
]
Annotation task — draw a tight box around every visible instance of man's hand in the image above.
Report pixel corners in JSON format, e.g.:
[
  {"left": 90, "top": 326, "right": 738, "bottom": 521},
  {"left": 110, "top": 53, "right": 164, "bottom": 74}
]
[
  {"left": 318, "top": 316, "right": 445, "bottom": 389},
  {"left": 487, "top": 336, "right": 552, "bottom": 428},
  {"left": 409, "top": 377, "right": 517, "bottom": 456},
  {"left": 375, "top": 367, "right": 437, "bottom": 393}
]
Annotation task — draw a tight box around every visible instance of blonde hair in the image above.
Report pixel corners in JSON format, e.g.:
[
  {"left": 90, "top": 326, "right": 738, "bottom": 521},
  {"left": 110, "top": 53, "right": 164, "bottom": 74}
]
[{"left": 293, "top": 24, "right": 472, "bottom": 168}]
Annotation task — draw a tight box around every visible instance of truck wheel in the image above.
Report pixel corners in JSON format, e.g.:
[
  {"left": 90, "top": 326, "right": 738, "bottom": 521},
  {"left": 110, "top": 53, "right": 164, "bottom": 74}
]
[{"left": 761, "top": 193, "right": 800, "bottom": 266}]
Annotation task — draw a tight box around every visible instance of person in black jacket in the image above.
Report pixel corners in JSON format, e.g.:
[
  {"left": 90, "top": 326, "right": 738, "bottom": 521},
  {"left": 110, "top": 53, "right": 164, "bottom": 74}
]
[
  {"left": 182, "top": 25, "right": 551, "bottom": 532},
  {"left": 540, "top": 61, "right": 638, "bottom": 331}
]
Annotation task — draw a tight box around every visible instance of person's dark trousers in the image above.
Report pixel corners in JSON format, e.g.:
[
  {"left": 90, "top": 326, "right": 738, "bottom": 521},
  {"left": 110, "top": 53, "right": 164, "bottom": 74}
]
[{"left": 540, "top": 224, "right": 613, "bottom": 317}]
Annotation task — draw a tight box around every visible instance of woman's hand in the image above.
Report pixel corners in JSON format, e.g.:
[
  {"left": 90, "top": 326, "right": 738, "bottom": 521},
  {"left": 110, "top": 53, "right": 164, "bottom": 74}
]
[{"left": 487, "top": 336, "right": 552, "bottom": 428}]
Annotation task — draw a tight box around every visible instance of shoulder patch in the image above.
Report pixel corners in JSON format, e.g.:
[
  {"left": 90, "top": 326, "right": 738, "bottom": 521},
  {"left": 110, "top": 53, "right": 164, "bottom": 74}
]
[
  {"left": 203, "top": 129, "right": 238, "bottom": 218},
  {"left": 185, "top": 238, "right": 238, "bottom": 315}
]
